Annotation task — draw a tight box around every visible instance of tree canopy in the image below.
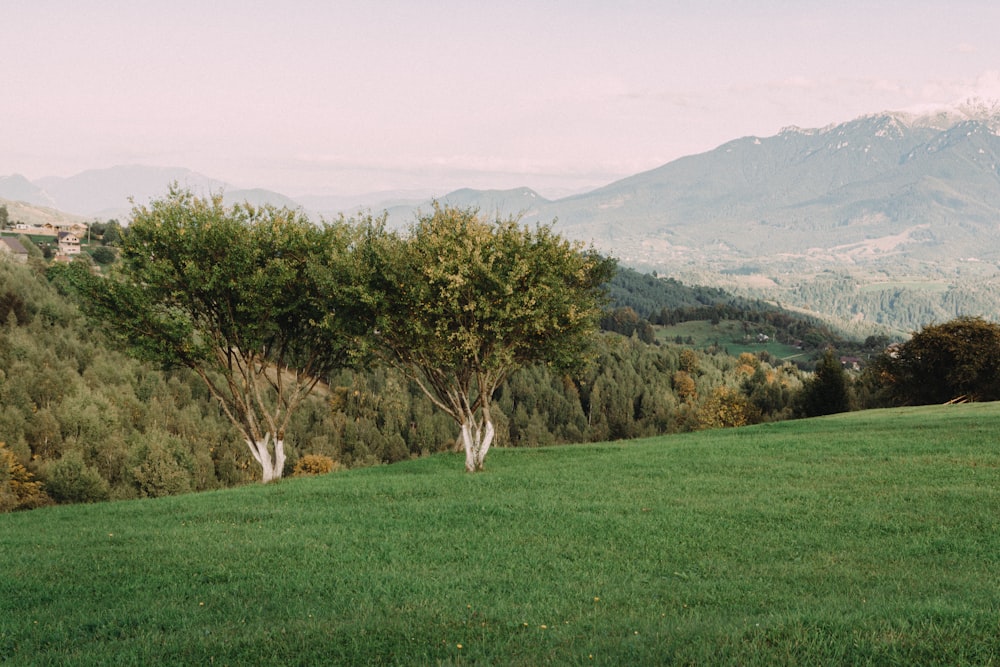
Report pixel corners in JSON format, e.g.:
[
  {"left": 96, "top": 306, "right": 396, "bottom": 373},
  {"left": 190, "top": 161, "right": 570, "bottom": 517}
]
[
  {"left": 64, "top": 187, "right": 367, "bottom": 482},
  {"left": 364, "top": 203, "right": 616, "bottom": 471},
  {"left": 878, "top": 316, "right": 1000, "bottom": 405}
]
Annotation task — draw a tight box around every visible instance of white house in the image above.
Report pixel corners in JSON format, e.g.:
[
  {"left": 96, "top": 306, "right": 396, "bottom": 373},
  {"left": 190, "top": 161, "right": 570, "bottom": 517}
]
[{"left": 57, "top": 231, "right": 81, "bottom": 255}]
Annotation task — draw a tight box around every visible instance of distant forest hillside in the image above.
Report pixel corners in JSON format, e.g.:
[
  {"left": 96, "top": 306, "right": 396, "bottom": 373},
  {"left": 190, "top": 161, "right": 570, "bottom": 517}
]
[{"left": 602, "top": 266, "right": 875, "bottom": 354}]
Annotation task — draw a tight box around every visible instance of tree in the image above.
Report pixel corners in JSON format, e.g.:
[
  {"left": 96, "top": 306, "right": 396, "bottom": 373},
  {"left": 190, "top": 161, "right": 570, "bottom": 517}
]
[
  {"left": 365, "top": 204, "right": 615, "bottom": 471},
  {"left": 63, "top": 187, "right": 366, "bottom": 482},
  {"left": 90, "top": 246, "right": 116, "bottom": 265},
  {"left": 796, "top": 348, "right": 851, "bottom": 417},
  {"left": 880, "top": 316, "right": 1000, "bottom": 405},
  {"left": 696, "top": 386, "right": 757, "bottom": 429},
  {"left": 0, "top": 204, "right": 9, "bottom": 230},
  {"left": 100, "top": 220, "right": 122, "bottom": 246}
]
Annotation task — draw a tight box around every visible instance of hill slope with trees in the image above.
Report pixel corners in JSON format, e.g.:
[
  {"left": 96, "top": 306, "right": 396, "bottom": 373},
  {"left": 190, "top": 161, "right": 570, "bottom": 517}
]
[
  {"left": 2, "top": 252, "right": 818, "bottom": 508},
  {"left": 5, "top": 202, "right": 994, "bottom": 510}
]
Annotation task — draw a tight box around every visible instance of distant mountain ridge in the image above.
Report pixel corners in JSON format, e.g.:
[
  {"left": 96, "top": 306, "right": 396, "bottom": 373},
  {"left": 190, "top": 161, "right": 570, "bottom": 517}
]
[
  {"left": 0, "top": 166, "right": 294, "bottom": 219},
  {"left": 3, "top": 98, "right": 1000, "bottom": 273},
  {"left": 500, "top": 102, "right": 1000, "bottom": 270}
]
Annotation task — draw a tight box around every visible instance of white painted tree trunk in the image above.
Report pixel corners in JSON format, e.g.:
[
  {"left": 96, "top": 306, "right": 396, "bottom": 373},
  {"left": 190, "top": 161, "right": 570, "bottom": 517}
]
[
  {"left": 273, "top": 437, "right": 286, "bottom": 481},
  {"left": 246, "top": 433, "right": 285, "bottom": 483},
  {"left": 461, "top": 418, "right": 495, "bottom": 472}
]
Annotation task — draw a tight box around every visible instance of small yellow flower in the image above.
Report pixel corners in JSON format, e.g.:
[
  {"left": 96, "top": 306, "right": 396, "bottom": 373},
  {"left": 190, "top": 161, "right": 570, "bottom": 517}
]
[
  {"left": 540, "top": 624, "right": 547, "bottom": 629},
  {"left": 456, "top": 644, "right": 463, "bottom": 650},
  {"left": 593, "top": 596, "right": 600, "bottom": 602}
]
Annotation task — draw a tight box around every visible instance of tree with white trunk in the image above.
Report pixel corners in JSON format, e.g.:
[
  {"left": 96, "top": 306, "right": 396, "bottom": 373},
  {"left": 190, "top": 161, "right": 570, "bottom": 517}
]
[
  {"left": 66, "top": 187, "right": 368, "bottom": 482},
  {"left": 362, "top": 204, "right": 615, "bottom": 472}
]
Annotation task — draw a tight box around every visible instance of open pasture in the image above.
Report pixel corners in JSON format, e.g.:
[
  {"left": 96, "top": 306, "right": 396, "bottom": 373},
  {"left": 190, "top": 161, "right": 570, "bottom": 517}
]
[{"left": 2, "top": 403, "right": 999, "bottom": 665}]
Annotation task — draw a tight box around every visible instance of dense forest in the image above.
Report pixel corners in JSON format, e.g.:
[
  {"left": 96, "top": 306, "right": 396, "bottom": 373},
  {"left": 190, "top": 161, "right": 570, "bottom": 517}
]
[{"left": 688, "top": 265, "right": 1000, "bottom": 338}]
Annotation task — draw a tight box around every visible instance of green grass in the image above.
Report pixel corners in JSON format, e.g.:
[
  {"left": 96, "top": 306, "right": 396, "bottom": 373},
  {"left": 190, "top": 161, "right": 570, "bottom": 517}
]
[{"left": 3, "top": 404, "right": 1000, "bottom": 665}]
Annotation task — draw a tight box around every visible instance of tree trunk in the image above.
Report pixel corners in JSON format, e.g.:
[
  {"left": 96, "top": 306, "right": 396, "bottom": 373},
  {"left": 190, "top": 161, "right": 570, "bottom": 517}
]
[
  {"left": 246, "top": 432, "right": 284, "bottom": 483},
  {"left": 460, "top": 418, "right": 495, "bottom": 472}
]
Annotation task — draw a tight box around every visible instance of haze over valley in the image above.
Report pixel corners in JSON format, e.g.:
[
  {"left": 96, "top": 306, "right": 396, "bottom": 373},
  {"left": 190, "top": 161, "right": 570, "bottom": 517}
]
[{"left": 5, "top": 97, "right": 1000, "bottom": 336}]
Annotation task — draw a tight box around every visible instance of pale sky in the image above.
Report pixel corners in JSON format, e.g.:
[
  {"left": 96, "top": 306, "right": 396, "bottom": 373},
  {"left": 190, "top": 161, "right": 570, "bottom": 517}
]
[{"left": 4, "top": 0, "right": 1000, "bottom": 198}]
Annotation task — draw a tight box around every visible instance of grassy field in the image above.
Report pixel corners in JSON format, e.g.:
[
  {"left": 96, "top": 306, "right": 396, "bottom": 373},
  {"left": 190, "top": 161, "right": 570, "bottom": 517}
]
[
  {"left": 655, "top": 319, "right": 804, "bottom": 360},
  {"left": 2, "top": 404, "right": 999, "bottom": 665}
]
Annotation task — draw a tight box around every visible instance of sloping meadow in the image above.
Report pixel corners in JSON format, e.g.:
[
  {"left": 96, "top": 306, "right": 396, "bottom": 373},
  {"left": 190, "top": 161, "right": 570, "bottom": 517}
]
[{"left": 2, "top": 403, "right": 999, "bottom": 665}]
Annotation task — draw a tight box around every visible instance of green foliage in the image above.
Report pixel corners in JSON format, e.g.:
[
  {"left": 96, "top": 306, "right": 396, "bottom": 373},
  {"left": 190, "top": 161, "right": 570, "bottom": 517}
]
[
  {"left": 877, "top": 316, "right": 1000, "bottom": 405},
  {"left": 43, "top": 449, "right": 110, "bottom": 503},
  {"left": 0, "top": 218, "right": 831, "bottom": 507},
  {"left": 599, "top": 306, "right": 655, "bottom": 342},
  {"left": 90, "top": 245, "right": 116, "bottom": 265},
  {"left": 796, "top": 348, "right": 852, "bottom": 417},
  {"left": 606, "top": 266, "right": 853, "bottom": 357},
  {"left": 2, "top": 404, "right": 999, "bottom": 664},
  {"left": 89, "top": 219, "right": 122, "bottom": 246},
  {"left": 0, "top": 255, "right": 259, "bottom": 503},
  {"left": 754, "top": 268, "right": 1000, "bottom": 338},
  {"left": 60, "top": 187, "right": 370, "bottom": 482},
  {"left": 366, "top": 203, "right": 616, "bottom": 470},
  {"left": 18, "top": 234, "right": 45, "bottom": 260},
  {"left": 605, "top": 267, "right": 736, "bottom": 315},
  {"left": 129, "top": 429, "right": 198, "bottom": 498}
]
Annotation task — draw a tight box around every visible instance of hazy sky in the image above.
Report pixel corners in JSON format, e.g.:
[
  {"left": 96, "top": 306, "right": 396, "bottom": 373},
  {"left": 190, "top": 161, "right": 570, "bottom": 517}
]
[{"left": 4, "top": 0, "right": 1000, "bottom": 197}]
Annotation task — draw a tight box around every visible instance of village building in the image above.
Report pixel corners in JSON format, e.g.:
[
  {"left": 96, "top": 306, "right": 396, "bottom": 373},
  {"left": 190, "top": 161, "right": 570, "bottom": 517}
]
[
  {"left": 0, "top": 237, "right": 30, "bottom": 263},
  {"left": 57, "top": 231, "right": 82, "bottom": 255}
]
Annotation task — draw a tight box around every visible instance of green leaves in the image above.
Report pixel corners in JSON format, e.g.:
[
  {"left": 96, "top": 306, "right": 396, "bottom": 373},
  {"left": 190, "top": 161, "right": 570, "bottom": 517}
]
[
  {"left": 368, "top": 203, "right": 614, "bottom": 432},
  {"left": 65, "top": 187, "right": 371, "bottom": 480},
  {"left": 882, "top": 316, "right": 1000, "bottom": 404}
]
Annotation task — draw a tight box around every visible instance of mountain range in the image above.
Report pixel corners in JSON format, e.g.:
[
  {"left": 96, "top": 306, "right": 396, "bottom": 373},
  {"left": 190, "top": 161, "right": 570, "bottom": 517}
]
[{"left": 4, "top": 98, "right": 1000, "bottom": 277}]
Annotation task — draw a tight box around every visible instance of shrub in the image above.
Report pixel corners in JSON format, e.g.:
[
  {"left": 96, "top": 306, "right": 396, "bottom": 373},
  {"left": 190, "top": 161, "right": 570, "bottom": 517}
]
[
  {"left": 43, "top": 450, "right": 110, "bottom": 504},
  {"left": 0, "top": 443, "right": 53, "bottom": 511},
  {"left": 90, "top": 246, "right": 116, "bottom": 265},
  {"left": 292, "top": 454, "right": 339, "bottom": 477},
  {"left": 129, "top": 432, "right": 194, "bottom": 498}
]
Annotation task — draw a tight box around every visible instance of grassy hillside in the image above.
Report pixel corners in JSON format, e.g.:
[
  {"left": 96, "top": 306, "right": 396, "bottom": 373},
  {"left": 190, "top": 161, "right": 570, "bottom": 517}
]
[
  {"left": 2, "top": 404, "right": 999, "bottom": 665},
  {"left": 654, "top": 319, "right": 805, "bottom": 360}
]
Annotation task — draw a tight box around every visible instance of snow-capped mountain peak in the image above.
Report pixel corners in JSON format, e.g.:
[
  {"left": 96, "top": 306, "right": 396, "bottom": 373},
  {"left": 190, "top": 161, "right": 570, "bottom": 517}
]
[{"left": 892, "top": 96, "right": 1000, "bottom": 131}]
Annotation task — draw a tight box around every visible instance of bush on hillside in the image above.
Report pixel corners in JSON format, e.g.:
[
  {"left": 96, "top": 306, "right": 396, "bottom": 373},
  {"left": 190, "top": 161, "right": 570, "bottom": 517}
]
[
  {"left": 43, "top": 450, "right": 110, "bottom": 504},
  {"left": 0, "top": 443, "right": 52, "bottom": 512},
  {"left": 292, "top": 454, "right": 339, "bottom": 477}
]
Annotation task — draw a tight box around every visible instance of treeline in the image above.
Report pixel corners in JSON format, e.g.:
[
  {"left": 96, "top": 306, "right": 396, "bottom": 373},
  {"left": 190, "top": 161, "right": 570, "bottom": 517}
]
[
  {"left": 603, "top": 267, "right": 867, "bottom": 358},
  {"left": 1, "top": 258, "right": 813, "bottom": 509},
  {"left": 768, "top": 270, "right": 1000, "bottom": 335}
]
